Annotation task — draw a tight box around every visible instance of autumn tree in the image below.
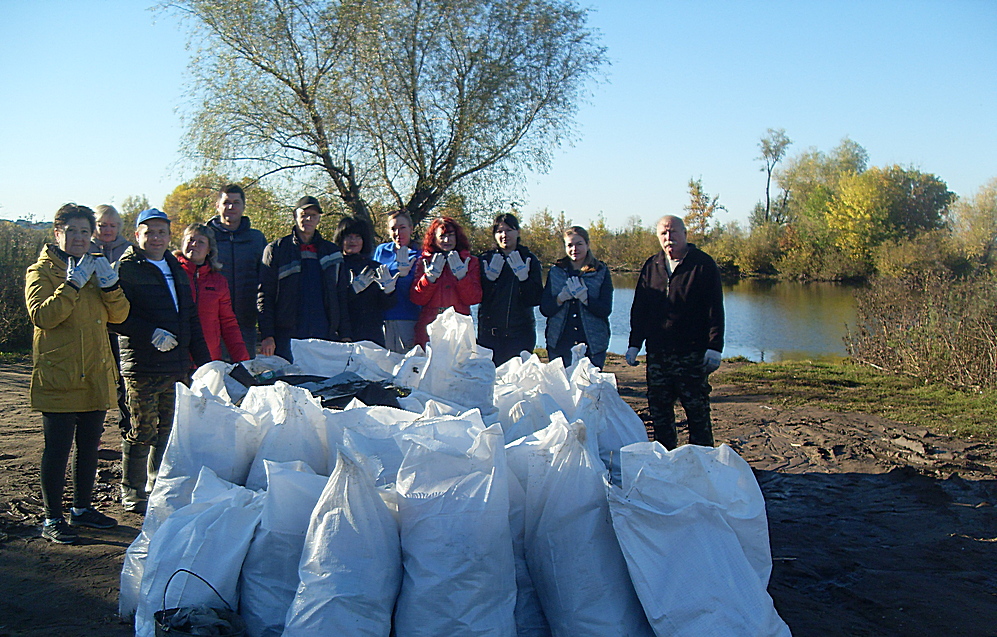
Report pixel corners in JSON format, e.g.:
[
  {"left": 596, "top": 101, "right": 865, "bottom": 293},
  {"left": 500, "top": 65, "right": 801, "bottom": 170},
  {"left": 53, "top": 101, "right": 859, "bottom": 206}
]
[
  {"left": 167, "top": 0, "right": 606, "bottom": 229},
  {"left": 826, "top": 165, "right": 953, "bottom": 264},
  {"left": 162, "top": 174, "right": 292, "bottom": 242},
  {"left": 683, "top": 177, "right": 725, "bottom": 242},
  {"left": 950, "top": 177, "right": 997, "bottom": 264},
  {"left": 776, "top": 137, "right": 868, "bottom": 222},
  {"left": 521, "top": 208, "right": 571, "bottom": 265},
  {"left": 119, "top": 194, "right": 151, "bottom": 230},
  {"left": 757, "top": 128, "right": 791, "bottom": 224}
]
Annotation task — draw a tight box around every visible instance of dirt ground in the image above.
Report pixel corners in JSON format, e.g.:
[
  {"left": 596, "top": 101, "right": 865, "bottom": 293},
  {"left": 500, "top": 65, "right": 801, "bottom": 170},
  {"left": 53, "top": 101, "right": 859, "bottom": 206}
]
[{"left": 0, "top": 357, "right": 995, "bottom": 637}]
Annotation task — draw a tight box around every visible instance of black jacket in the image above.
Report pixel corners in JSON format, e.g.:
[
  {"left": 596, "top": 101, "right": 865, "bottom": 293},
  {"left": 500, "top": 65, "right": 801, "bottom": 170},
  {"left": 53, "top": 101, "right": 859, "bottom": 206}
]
[
  {"left": 208, "top": 215, "right": 267, "bottom": 334},
  {"left": 477, "top": 245, "right": 543, "bottom": 339},
  {"left": 257, "top": 229, "right": 351, "bottom": 341},
  {"left": 114, "top": 246, "right": 211, "bottom": 376},
  {"left": 343, "top": 252, "right": 396, "bottom": 347},
  {"left": 628, "top": 244, "right": 724, "bottom": 354}
]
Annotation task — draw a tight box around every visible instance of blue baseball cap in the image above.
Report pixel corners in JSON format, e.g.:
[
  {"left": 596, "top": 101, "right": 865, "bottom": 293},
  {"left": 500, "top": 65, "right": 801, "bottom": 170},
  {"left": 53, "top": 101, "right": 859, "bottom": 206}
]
[{"left": 136, "top": 208, "right": 171, "bottom": 228}]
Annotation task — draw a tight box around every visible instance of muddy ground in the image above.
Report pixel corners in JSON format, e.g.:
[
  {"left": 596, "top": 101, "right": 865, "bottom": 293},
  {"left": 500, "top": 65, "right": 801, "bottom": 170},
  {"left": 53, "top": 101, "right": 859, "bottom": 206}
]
[{"left": 0, "top": 357, "right": 995, "bottom": 637}]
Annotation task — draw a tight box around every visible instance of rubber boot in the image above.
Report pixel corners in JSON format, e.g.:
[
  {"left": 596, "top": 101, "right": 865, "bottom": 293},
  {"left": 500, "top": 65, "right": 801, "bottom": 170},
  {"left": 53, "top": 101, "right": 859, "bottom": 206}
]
[
  {"left": 120, "top": 440, "right": 150, "bottom": 514},
  {"left": 146, "top": 442, "right": 167, "bottom": 496}
]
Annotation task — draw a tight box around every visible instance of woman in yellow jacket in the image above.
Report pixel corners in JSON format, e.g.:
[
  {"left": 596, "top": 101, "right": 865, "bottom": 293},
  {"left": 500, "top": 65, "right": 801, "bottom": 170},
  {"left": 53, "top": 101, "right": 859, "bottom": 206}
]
[{"left": 24, "top": 204, "right": 129, "bottom": 544}]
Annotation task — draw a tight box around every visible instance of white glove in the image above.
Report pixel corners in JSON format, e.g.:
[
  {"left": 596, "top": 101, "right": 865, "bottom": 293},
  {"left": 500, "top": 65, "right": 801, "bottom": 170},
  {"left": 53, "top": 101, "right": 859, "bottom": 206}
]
[
  {"left": 703, "top": 349, "right": 722, "bottom": 375},
  {"left": 506, "top": 251, "right": 530, "bottom": 282},
  {"left": 65, "top": 254, "right": 96, "bottom": 290},
  {"left": 396, "top": 246, "right": 415, "bottom": 277},
  {"left": 483, "top": 253, "right": 504, "bottom": 281},
  {"left": 374, "top": 264, "right": 397, "bottom": 294},
  {"left": 625, "top": 346, "right": 640, "bottom": 367},
  {"left": 424, "top": 253, "right": 446, "bottom": 282},
  {"left": 92, "top": 256, "right": 118, "bottom": 289},
  {"left": 446, "top": 250, "right": 469, "bottom": 280},
  {"left": 351, "top": 267, "right": 376, "bottom": 293},
  {"left": 556, "top": 284, "right": 574, "bottom": 304},
  {"left": 567, "top": 276, "right": 588, "bottom": 304},
  {"left": 151, "top": 328, "right": 178, "bottom": 352}
]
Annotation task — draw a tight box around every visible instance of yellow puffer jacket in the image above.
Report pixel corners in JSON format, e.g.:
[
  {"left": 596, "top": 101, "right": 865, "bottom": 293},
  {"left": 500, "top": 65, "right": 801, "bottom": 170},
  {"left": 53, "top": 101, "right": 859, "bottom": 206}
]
[{"left": 24, "top": 245, "right": 130, "bottom": 413}]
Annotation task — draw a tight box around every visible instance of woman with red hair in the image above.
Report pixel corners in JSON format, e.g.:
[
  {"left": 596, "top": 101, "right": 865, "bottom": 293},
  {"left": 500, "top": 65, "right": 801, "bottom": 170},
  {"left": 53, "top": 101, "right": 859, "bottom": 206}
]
[{"left": 410, "top": 217, "right": 482, "bottom": 347}]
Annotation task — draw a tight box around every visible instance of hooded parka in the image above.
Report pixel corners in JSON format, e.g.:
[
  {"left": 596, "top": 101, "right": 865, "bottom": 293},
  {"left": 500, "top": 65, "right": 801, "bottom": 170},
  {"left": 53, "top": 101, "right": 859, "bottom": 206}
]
[{"left": 25, "top": 245, "right": 130, "bottom": 412}]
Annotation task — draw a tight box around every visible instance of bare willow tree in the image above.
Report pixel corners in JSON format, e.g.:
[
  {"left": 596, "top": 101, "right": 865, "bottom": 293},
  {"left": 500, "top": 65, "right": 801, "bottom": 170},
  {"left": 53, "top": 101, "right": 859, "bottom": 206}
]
[
  {"left": 166, "top": 0, "right": 606, "bottom": 226},
  {"left": 757, "top": 127, "right": 791, "bottom": 224}
]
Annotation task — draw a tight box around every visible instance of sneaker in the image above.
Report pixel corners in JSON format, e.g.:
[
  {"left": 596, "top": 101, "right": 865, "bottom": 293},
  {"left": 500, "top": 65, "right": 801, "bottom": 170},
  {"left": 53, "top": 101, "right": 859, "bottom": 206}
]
[
  {"left": 42, "top": 518, "right": 78, "bottom": 544},
  {"left": 69, "top": 508, "right": 118, "bottom": 529}
]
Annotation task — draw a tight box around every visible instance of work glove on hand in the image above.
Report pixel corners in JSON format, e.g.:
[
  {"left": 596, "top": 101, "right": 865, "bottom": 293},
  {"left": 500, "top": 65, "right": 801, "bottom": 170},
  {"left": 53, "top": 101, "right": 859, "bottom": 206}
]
[
  {"left": 151, "top": 328, "right": 178, "bottom": 352},
  {"left": 92, "top": 256, "right": 118, "bottom": 289},
  {"left": 556, "top": 284, "right": 574, "bottom": 305},
  {"left": 424, "top": 253, "right": 446, "bottom": 283},
  {"left": 625, "top": 346, "right": 640, "bottom": 367},
  {"left": 374, "top": 264, "right": 397, "bottom": 294},
  {"left": 396, "top": 246, "right": 416, "bottom": 277},
  {"left": 703, "top": 349, "right": 722, "bottom": 375},
  {"left": 506, "top": 251, "right": 530, "bottom": 282},
  {"left": 483, "top": 253, "right": 504, "bottom": 281},
  {"left": 446, "top": 250, "right": 470, "bottom": 280},
  {"left": 567, "top": 276, "right": 588, "bottom": 304},
  {"left": 65, "top": 254, "right": 96, "bottom": 290},
  {"left": 351, "top": 267, "right": 376, "bottom": 293}
]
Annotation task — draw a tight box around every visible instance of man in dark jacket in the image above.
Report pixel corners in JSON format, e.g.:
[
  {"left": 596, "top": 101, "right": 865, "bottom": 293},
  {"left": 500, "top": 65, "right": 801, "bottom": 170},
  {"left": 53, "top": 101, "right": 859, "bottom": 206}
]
[
  {"left": 626, "top": 215, "right": 724, "bottom": 449},
  {"left": 208, "top": 184, "right": 267, "bottom": 357},
  {"left": 258, "top": 196, "right": 351, "bottom": 362},
  {"left": 114, "top": 208, "right": 211, "bottom": 512}
]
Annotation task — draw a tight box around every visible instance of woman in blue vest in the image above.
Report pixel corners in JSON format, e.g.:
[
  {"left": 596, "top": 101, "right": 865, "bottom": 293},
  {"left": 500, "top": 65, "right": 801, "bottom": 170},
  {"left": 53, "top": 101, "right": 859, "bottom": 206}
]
[{"left": 540, "top": 225, "right": 613, "bottom": 369}]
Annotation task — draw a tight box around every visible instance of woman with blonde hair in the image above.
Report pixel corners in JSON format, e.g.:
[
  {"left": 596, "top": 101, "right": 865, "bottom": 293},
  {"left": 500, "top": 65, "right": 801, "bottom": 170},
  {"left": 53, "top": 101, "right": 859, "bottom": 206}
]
[
  {"left": 175, "top": 223, "right": 250, "bottom": 362},
  {"left": 540, "top": 225, "right": 613, "bottom": 369},
  {"left": 90, "top": 204, "right": 131, "bottom": 263},
  {"left": 372, "top": 210, "right": 421, "bottom": 353}
]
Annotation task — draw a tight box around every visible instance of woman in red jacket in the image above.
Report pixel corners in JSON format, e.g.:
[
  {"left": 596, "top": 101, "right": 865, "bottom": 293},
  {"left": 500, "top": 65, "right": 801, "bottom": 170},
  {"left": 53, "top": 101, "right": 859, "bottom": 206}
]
[
  {"left": 175, "top": 223, "right": 251, "bottom": 363},
  {"left": 410, "top": 217, "right": 482, "bottom": 347}
]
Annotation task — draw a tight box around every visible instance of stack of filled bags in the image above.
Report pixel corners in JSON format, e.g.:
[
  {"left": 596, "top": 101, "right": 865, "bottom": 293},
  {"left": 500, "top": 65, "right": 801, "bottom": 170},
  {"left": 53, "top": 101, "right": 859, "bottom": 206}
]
[{"left": 121, "top": 308, "right": 790, "bottom": 637}]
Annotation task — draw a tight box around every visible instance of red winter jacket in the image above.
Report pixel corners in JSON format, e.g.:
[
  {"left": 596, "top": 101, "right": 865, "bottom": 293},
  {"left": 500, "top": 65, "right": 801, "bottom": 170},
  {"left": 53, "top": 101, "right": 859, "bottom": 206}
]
[
  {"left": 176, "top": 253, "right": 251, "bottom": 362},
  {"left": 410, "top": 249, "right": 482, "bottom": 347}
]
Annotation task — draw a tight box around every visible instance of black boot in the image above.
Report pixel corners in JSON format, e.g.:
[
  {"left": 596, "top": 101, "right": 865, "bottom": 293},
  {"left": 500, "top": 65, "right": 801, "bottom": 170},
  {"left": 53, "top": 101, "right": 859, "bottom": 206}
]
[{"left": 120, "top": 441, "right": 150, "bottom": 513}]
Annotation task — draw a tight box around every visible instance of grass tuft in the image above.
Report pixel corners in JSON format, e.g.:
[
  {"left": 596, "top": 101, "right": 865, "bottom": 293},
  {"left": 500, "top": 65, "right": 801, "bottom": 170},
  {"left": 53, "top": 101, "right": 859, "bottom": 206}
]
[{"left": 717, "top": 359, "right": 997, "bottom": 440}]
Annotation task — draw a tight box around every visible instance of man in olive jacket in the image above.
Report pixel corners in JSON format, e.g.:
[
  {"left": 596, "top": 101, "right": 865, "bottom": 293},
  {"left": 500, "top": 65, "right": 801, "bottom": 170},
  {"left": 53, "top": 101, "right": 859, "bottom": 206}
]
[{"left": 114, "top": 209, "right": 210, "bottom": 512}]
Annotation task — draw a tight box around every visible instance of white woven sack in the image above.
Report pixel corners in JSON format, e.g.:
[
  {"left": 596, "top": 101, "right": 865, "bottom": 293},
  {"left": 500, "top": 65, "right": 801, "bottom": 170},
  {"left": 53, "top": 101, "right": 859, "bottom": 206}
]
[
  {"left": 394, "top": 420, "right": 516, "bottom": 637},
  {"left": 134, "top": 468, "right": 263, "bottom": 637},
  {"left": 607, "top": 442, "right": 790, "bottom": 637},
  {"left": 240, "top": 461, "right": 328, "bottom": 637},
  {"left": 283, "top": 450, "right": 402, "bottom": 637},
  {"left": 517, "top": 414, "right": 653, "bottom": 637}
]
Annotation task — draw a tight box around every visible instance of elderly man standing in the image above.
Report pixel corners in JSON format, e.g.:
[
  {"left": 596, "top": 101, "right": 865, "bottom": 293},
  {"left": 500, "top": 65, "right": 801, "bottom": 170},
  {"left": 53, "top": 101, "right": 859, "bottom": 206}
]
[
  {"left": 208, "top": 184, "right": 267, "bottom": 357},
  {"left": 626, "top": 215, "right": 724, "bottom": 449}
]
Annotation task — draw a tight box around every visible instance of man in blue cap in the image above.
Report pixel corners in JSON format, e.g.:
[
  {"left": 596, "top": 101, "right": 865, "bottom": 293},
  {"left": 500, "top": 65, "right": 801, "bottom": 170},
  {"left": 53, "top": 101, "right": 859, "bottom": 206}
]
[{"left": 112, "top": 209, "right": 210, "bottom": 513}]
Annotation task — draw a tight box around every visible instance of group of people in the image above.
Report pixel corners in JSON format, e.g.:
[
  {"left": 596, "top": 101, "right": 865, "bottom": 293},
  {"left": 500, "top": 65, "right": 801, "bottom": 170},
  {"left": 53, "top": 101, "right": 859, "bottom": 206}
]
[{"left": 25, "top": 185, "right": 726, "bottom": 544}]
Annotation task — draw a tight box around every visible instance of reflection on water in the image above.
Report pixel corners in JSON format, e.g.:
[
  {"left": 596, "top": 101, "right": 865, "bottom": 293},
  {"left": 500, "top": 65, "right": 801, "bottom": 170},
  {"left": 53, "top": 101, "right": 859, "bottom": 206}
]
[{"left": 477, "top": 273, "right": 858, "bottom": 362}]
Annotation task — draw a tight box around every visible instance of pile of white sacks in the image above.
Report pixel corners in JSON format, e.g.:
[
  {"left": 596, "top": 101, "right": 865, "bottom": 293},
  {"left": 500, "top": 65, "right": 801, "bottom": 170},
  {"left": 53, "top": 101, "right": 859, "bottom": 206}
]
[{"left": 120, "top": 309, "right": 791, "bottom": 637}]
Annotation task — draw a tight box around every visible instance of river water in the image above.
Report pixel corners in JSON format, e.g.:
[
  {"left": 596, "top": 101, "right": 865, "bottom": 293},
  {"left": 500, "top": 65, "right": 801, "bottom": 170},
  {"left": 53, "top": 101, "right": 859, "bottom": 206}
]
[{"left": 502, "top": 275, "right": 859, "bottom": 362}]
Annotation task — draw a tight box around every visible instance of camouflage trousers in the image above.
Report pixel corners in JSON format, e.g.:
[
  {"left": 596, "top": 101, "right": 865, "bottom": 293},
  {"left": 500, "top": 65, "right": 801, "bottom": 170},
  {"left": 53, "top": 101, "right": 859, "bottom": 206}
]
[
  {"left": 121, "top": 374, "right": 186, "bottom": 446},
  {"left": 646, "top": 350, "right": 714, "bottom": 450}
]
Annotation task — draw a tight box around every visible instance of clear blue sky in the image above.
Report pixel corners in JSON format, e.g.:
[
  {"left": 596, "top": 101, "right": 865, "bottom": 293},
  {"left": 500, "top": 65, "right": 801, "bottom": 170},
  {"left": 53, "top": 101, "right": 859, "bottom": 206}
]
[{"left": 1, "top": 0, "right": 994, "bottom": 229}]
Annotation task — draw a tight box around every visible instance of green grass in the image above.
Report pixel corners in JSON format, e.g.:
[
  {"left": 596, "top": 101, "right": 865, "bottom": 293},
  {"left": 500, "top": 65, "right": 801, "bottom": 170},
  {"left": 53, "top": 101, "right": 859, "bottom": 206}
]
[{"left": 716, "top": 359, "right": 997, "bottom": 440}]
